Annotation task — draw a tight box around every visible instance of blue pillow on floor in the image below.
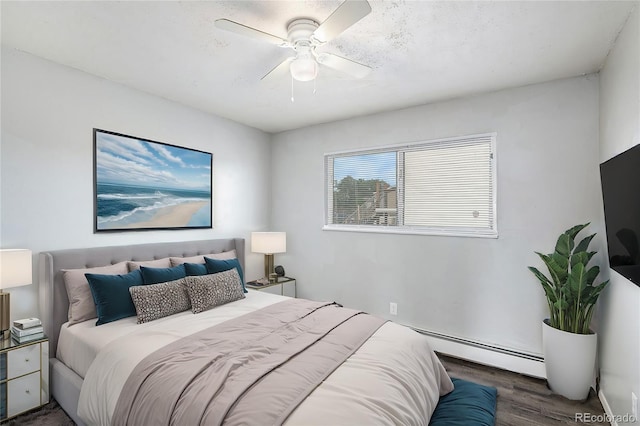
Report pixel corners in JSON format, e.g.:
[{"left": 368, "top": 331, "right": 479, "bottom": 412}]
[
  {"left": 140, "top": 264, "right": 186, "bottom": 285},
  {"left": 429, "top": 377, "right": 497, "bottom": 426},
  {"left": 85, "top": 269, "right": 143, "bottom": 326},
  {"left": 204, "top": 257, "right": 246, "bottom": 293}
]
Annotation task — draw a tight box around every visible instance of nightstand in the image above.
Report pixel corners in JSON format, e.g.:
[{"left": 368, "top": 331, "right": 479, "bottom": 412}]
[
  {"left": 246, "top": 277, "right": 296, "bottom": 298},
  {"left": 0, "top": 336, "right": 49, "bottom": 421}
]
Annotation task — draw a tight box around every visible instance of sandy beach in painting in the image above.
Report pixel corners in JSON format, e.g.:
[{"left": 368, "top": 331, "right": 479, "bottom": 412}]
[
  {"left": 121, "top": 201, "right": 209, "bottom": 228},
  {"left": 95, "top": 182, "right": 211, "bottom": 230}
]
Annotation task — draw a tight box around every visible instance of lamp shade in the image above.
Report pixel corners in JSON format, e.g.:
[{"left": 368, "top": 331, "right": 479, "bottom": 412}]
[
  {"left": 251, "top": 232, "right": 286, "bottom": 254},
  {"left": 0, "top": 249, "right": 33, "bottom": 289}
]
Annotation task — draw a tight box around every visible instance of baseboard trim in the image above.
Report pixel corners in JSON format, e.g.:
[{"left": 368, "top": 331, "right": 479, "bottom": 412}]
[
  {"left": 598, "top": 390, "right": 618, "bottom": 426},
  {"left": 413, "top": 328, "right": 546, "bottom": 378}
]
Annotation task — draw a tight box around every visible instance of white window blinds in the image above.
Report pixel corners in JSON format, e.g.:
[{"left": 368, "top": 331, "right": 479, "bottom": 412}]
[{"left": 324, "top": 133, "right": 497, "bottom": 237}]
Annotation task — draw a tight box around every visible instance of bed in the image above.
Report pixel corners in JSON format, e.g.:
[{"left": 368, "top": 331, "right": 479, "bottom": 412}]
[{"left": 39, "top": 238, "right": 453, "bottom": 425}]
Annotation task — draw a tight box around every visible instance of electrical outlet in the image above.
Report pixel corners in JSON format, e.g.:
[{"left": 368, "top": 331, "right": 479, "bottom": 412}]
[
  {"left": 389, "top": 302, "right": 398, "bottom": 316},
  {"left": 632, "top": 392, "right": 638, "bottom": 419}
]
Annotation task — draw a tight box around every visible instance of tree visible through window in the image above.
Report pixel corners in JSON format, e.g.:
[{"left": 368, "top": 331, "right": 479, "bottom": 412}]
[
  {"left": 332, "top": 152, "right": 397, "bottom": 225},
  {"left": 325, "top": 134, "right": 497, "bottom": 237}
]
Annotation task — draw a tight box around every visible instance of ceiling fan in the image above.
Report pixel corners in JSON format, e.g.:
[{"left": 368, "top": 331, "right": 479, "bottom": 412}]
[{"left": 215, "top": 0, "right": 372, "bottom": 83}]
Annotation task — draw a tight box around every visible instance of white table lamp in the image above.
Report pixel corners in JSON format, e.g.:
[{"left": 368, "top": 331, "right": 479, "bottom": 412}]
[
  {"left": 251, "top": 232, "right": 286, "bottom": 282},
  {"left": 0, "top": 249, "right": 33, "bottom": 339}
]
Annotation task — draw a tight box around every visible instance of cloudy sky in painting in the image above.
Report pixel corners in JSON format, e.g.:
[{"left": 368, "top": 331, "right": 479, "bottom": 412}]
[{"left": 95, "top": 131, "right": 212, "bottom": 191}]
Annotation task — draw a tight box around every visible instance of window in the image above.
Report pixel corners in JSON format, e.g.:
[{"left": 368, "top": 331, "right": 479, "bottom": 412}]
[{"left": 324, "top": 133, "right": 497, "bottom": 237}]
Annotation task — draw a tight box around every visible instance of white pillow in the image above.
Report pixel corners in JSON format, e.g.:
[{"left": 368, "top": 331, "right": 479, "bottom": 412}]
[
  {"left": 127, "top": 257, "right": 172, "bottom": 271},
  {"left": 62, "top": 261, "right": 129, "bottom": 325},
  {"left": 169, "top": 249, "right": 237, "bottom": 266}
]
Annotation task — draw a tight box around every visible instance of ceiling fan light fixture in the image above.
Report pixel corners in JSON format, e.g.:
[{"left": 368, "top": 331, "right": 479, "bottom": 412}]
[
  {"left": 290, "top": 57, "right": 318, "bottom": 82},
  {"left": 216, "top": 1, "right": 373, "bottom": 84}
]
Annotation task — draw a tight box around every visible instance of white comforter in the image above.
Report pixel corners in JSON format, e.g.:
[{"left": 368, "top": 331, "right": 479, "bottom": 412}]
[{"left": 78, "top": 291, "right": 453, "bottom": 425}]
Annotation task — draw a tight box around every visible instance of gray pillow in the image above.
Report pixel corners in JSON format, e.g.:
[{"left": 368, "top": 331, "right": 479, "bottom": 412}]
[
  {"left": 129, "top": 278, "right": 191, "bottom": 324},
  {"left": 62, "top": 261, "right": 129, "bottom": 325},
  {"left": 184, "top": 269, "right": 245, "bottom": 314},
  {"left": 127, "top": 257, "right": 172, "bottom": 271},
  {"left": 169, "top": 249, "right": 237, "bottom": 266}
]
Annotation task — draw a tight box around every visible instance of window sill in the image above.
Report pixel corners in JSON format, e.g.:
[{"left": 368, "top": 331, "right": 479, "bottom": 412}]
[{"left": 322, "top": 225, "right": 498, "bottom": 239}]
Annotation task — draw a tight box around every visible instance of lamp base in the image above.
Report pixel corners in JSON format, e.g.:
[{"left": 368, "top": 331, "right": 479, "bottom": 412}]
[
  {"left": 0, "top": 292, "right": 9, "bottom": 339},
  {"left": 264, "top": 254, "right": 275, "bottom": 283}
]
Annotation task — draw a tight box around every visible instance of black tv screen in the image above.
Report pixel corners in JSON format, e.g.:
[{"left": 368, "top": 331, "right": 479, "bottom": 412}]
[{"left": 600, "top": 143, "right": 640, "bottom": 287}]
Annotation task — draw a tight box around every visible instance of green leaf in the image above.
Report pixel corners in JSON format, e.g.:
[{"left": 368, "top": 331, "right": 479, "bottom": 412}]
[
  {"left": 540, "top": 280, "right": 559, "bottom": 304},
  {"left": 585, "top": 251, "right": 596, "bottom": 265},
  {"left": 536, "top": 253, "right": 559, "bottom": 285},
  {"left": 555, "top": 233, "right": 573, "bottom": 257},
  {"left": 568, "top": 262, "right": 587, "bottom": 297},
  {"left": 551, "top": 252, "right": 569, "bottom": 278},
  {"left": 570, "top": 251, "right": 595, "bottom": 269},
  {"left": 528, "top": 266, "right": 552, "bottom": 285},
  {"left": 581, "top": 286, "right": 594, "bottom": 300},
  {"left": 585, "top": 280, "right": 609, "bottom": 304},
  {"left": 568, "top": 263, "right": 587, "bottom": 334},
  {"left": 538, "top": 252, "right": 568, "bottom": 286},
  {"left": 574, "top": 233, "right": 596, "bottom": 253},
  {"left": 552, "top": 252, "right": 569, "bottom": 267},
  {"left": 565, "top": 223, "right": 590, "bottom": 240},
  {"left": 570, "top": 251, "right": 590, "bottom": 269},
  {"left": 585, "top": 265, "right": 600, "bottom": 286},
  {"left": 528, "top": 266, "right": 559, "bottom": 303}
]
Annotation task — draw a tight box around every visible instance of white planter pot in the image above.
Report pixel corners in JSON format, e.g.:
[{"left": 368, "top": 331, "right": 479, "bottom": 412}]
[{"left": 542, "top": 319, "right": 597, "bottom": 400}]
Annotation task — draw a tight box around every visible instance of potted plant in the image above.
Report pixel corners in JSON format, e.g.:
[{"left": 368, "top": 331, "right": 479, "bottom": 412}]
[{"left": 528, "top": 223, "right": 609, "bottom": 400}]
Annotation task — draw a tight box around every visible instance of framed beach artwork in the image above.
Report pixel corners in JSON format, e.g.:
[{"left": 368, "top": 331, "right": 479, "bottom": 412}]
[{"left": 93, "top": 129, "right": 213, "bottom": 232}]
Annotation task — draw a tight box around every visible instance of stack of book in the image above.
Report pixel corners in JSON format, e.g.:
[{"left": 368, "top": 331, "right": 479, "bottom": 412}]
[{"left": 11, "top": 318, "right": 44, "bottom": 343}]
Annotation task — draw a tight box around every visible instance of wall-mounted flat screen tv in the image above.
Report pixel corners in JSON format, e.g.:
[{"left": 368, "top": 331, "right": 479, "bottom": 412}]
[{"left": 600, "top": 143, "right": 640, "bottom": 287}]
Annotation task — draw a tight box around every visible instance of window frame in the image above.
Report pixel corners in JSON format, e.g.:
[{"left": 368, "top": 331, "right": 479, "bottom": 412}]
[{"left": 323, "top": 132, "right": 498, "bottom": 238}]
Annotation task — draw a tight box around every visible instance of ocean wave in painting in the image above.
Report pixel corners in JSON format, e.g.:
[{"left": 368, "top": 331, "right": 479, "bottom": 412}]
[{"left": 96, "top": 183, "right": 210, "bottom": 228}]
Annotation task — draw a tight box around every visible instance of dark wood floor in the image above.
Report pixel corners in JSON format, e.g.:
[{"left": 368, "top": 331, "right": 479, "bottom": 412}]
[{"left": 439, "top": 353, "right": 609, "bottom": 426}]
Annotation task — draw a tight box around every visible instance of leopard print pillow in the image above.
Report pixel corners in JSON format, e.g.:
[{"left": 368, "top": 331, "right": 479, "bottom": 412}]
[
  {"left": 129, "top": 278, "right": 191, "bottom": 324},
  {"left": 184, "top": 268, "right": 245, "bottom": 314}
]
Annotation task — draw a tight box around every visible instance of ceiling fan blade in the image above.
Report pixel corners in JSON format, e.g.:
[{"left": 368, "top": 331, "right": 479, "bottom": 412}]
[
  {"left": 317, "top": 53, "right": 371, "bottom": 78},
  {"left": 313, "top": 0, "right": 372, "bottom": 43},
  {"left": 215, "top": 19, "right": 289, "bottom": 46},
  {"left": 261, "top": 57, "right": 294, "bottom": 81}
]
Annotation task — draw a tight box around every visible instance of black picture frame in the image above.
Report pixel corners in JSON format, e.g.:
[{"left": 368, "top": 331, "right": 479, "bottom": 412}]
[{"left": 93, "top": 129, "right": 213, "bottom": 232}]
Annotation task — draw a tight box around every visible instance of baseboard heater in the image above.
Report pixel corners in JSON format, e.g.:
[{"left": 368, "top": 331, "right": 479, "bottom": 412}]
[
  {"left": 413, "top": 327, "right": 544, "bottom": 361},
  {"left": 411, "top": 326, "right": 546, "bottom": 378}
]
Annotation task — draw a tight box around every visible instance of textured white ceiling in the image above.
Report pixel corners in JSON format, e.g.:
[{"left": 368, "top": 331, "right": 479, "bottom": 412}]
[{"left": 1, "top": 1, "right": 635, "bottom": 133}]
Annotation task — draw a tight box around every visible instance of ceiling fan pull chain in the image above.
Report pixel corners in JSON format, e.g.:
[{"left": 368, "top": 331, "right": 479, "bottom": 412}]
[{"left": 291, "top": 75, "right": 295, "bottom": 103}]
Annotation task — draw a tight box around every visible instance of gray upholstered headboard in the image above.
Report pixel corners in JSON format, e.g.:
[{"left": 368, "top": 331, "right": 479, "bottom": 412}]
[{"left": 38, "top": 238, "right": 245, "bottom": 357}]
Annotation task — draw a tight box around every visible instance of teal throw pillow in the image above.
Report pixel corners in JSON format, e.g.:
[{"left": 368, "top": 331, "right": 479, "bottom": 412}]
[
  {"left": 204, "top": 257, "right": 246, "bottom": 293},
  {"left": 85, "top": 269, "right": 143, "bottom": 325},
  {"left": 140, "top": 264, "right": 186, "bottom": 285},
  {"left": 184, "top": 263, "right": 208, "bottom": 277}
]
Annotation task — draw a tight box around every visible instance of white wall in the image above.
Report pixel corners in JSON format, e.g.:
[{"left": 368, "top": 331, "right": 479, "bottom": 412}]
[
  {"left": 1, "top": 48, "right": 271, "bottom": 320},
  {"left": 271, "top": 75, "right": 604, "bottom": 357},
  {"left": 599, "top": 6, "right": 640, "bottom": 423}
]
